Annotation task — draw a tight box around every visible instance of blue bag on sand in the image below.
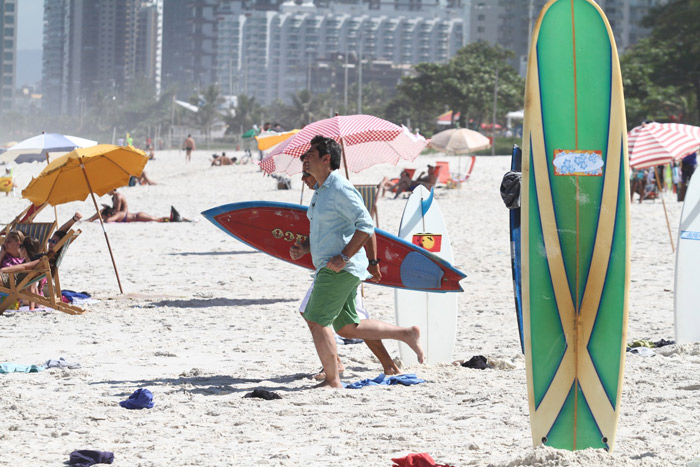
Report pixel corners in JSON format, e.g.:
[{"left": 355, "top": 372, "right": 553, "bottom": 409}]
[
  {"left": 68, "top": 450, "right": 114, "bottom": 466},
  {"left": 119, "top": 388, "right": 154, "bottom": 409},
  {"left": 344, "top": 373, "right": 425, "bottom": 389}
]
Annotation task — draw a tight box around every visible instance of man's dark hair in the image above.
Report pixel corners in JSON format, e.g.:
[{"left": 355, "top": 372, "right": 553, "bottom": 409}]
[{"left": 310, "top": 135, "right": 341, "bottom": 170}]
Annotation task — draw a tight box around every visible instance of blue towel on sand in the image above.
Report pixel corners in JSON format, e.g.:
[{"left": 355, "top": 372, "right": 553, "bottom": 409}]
[
  {"left": 119, "top": 388, "right": 154, "bottom": 409},
  {"left": 0, "top": 363, "right": 44, "bottom": 373},
  {"left": 344, "top": 373, "right": 425, "bottom": 389},
  {"left": 69, "top": 450, "right": 114, "bottom": 466}
]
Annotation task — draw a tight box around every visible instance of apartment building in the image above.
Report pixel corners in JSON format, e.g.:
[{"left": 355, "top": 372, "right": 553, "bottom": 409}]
[{"left": 1, "top": 0, "right": 17, "bottom": 112}]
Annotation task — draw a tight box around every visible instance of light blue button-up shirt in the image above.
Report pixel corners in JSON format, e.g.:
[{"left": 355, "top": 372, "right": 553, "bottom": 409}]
[{"left": 307, "top": 170, "right": 375, "bottom": 280}]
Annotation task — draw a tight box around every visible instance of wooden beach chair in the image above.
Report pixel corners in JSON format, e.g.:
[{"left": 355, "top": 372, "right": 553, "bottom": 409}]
[
  {"left": 14, "top": 221, "right": 57, "bottom": 253},
  {"left": 0, "top": 228, "right": 84, "bottom": 315},
  {"left": 1, "top": 203, "right": 49, "bottom": 241},
  {"left": 354, "top": 182, "right": 381, "bottom": 228}
]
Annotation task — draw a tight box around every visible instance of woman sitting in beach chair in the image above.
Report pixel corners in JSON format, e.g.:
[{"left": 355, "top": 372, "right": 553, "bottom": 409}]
[{"left": 1, "top": 236, "right": 46, "bottom": 310}]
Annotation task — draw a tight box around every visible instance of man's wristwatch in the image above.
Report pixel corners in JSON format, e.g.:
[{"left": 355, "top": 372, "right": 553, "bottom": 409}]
[
  {"left": 340, "top": 253, "right": 350, "bottom": 262},
  {"left": 368, "top": 259, "right": 380, "bottom": 266}
]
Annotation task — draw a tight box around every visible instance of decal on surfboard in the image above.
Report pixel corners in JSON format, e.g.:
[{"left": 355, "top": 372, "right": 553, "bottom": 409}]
[
  {"left": 680, "top": 230, "right": 700, "bottom": 241},
  {"left": 412, "top": 233, "right": 442, "bottom": 252},
  {"left": 552, "top": 149, "right": 604, "bottom": 176},
  {"left": 271, "top": 228, "right": 308, "bottom": 243}
]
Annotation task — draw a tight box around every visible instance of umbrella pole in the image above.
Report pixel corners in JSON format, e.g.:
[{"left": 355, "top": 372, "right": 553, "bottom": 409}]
[
  {"left": 340, "top": 139, "right": 350, "bottom": 180},
  {"left": 44, "top": 150, "right": 59, "bottom": 225},
  {"left": 79, "top": 163, "right": 124, "bottom": 294},
  {"left": 300, "top": 182, "right": 305, "bottom": 204},
  {"left": 655, "top": 166, "right": 675, "bottom": 252}
]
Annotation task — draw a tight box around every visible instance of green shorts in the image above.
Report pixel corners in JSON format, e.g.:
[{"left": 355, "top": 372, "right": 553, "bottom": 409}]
[{"left": 304, "top": 268, "right": 361, "bottom": 332}]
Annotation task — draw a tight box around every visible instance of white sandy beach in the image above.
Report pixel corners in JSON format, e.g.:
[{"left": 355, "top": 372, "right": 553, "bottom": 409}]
[{"left": 1, "top": 148, "right": 699, "bottom": 466}]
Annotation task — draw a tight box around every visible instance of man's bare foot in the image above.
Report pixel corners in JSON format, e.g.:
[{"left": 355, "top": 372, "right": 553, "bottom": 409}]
[
  {"left": 405, "top": 326, "right": 425, "bottom": 363},
  {"left": 313, "top": 369, "right": 344, "bottom": 381},
  {"left": 313, "top": 379, "right": 343, "bottom": 389},
  {"left": 383, "top": 366, "right": 401, "bottom": 376}
]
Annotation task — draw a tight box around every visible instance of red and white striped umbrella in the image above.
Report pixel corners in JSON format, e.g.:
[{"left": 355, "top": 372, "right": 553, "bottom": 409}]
[
  {"left": 628, "top": 122, "right": 700, "bottom": 169},
  {"left": 259, "top": 114, "right": 428, "bottom": 175}
]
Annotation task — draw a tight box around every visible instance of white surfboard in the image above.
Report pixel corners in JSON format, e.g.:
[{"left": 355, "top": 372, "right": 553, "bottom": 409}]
[
  {"left": 394, "top": 186, "right": 458, "bottom": 364},
  {"left": 675, "top": 173, "right": 700, "bottom": 343}
]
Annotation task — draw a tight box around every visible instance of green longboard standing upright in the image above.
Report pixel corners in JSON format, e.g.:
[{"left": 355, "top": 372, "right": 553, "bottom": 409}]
[{"left": 521, "top": 0, "right": 630, "bottom": 451}]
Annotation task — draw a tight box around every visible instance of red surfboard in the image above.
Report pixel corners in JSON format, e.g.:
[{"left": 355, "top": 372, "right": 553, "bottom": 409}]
[{"left": 202, "top": 202, "right": 466, "bottom": 292}]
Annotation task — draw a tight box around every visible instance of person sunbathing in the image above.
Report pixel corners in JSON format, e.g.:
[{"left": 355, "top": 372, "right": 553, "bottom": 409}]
[
  {"left": 86, "top": 190, "right": 188, "bottom": 223},
  {"left": 88, "top": 205, "right": 187, "bottom": 223},
  {"left": 211, "top": 152, "right": 237, "bottom": 166},
  {"left": 381, "top": 170, "right": 414, "bottom": 198}
]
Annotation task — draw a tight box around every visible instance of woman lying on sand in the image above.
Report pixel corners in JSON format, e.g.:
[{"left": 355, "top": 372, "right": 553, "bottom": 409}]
[
  {"left": 87, "top": 190, "right": 188, "bottom": 223},
  {"left": 88, "top": 205, "right": 187, "bottom": 223}
]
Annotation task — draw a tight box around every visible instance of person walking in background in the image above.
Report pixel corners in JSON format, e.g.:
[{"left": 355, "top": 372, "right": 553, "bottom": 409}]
[{"left": 183, "top": 134, "right": 195, "bottom": 163}]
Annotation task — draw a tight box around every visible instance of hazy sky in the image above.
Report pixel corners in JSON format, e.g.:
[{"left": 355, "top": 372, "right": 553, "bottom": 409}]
[{"left": 17, "top": 0, "right": 43, "bottom": 50}]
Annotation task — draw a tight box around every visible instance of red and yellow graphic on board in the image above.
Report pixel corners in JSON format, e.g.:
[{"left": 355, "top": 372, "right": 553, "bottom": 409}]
[
  {"left": 412, "top": 233, "right": 442, "bottom": 252},
  {"left": 0, "top": 177, "right": 13, "bottom": 193}
]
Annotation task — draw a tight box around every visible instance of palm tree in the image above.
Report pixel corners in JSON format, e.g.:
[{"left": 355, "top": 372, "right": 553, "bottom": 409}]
[
  {"left": 224, "top": 94, "right": 265, "bottom": 136},
  {"left": 281, "top": 89, "right": 326, "bottom": 128},
  {"left": 189, "top": 85, "right": 225, "bottom": 142}
]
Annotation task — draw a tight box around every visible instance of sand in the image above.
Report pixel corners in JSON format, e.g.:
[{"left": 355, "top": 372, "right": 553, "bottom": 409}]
[{"left": 1, "top": 148, "right": 699, "bottom": 466}]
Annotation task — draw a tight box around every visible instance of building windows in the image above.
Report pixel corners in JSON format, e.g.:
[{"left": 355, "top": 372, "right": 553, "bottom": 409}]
[{"left": 5, "top": 3, "right": 15, "bottom": 12}]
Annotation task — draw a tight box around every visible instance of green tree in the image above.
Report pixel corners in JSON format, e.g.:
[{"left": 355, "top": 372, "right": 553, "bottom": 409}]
[
  {"left": 620, "top": 38, "right": 687, "bottom": 129},
  {"left": 445, "top": 42, "right": 524, "bottom": 129},
  {"left": 384, "top": 63, "right": 446, "bottom": 134},
  {"left": 387, "top": 42, "right": 524, "bottom": 135},
  {"left": 641, "top": 0, "right": 700, "bottom": 123}
]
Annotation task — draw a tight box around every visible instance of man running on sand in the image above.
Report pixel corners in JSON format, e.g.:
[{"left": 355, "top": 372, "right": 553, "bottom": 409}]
[
  {"left": 299, "top": 171, "right": 401, "bottom": 379},
  {"left": 290, "top": 135, "right": 424, "bottom": 389}
]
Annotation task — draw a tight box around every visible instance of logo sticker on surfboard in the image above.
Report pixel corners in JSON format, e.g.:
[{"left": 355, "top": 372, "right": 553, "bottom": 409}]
[
  {"left": 552, "top": 150, "right": 604, "bottom": 176},
  {"left": 680, "top": 230, "right": 700, "bottom": 241},
  {"left": 412, "top": 233, "right": 442, "bottom": 252},
  {"left": 271, "top": 228, "right": 307, "bottom": 243}
]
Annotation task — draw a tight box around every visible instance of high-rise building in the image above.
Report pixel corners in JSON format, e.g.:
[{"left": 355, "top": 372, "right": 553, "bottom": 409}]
[
  {"left": 496, "top": 0, "right": 668, "bottom": 75},
  {"left": 1, "top": 0, "right": 17, "bottom": 112},
  {"left": 161, "top": 0, "right": 219, "bottom": 98},
  {"left": 137, "top": 0, "right": 163, "bottom": 95},
  {"left": 216, "top": 0, "right": 467, "bottom": 106},
  {"left": 42, "top": 0, "right": 162, "bottom": 116}
]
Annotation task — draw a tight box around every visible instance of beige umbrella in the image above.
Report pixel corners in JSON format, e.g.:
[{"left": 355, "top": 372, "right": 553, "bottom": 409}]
[{"left": 428, "top": 128, "right": 491, "bottom": 154}]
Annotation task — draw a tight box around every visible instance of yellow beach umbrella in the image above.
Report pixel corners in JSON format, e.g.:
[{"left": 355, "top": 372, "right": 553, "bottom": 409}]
[
  {"left": 255, "top": 129, "right": 300, "bottom": 151},
  {"left": 22, "top": 144, "right": 149, "bottom": 294}
]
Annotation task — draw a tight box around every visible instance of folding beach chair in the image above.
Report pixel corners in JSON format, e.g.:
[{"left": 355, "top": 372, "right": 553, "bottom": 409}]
[
  {"left": 435, "top": 161, "right": 451, "bottom": 185},
  {"left": 1, "top": 203, "right": 48, "bottom": 240},
  {"left": 14, "top": 221, "right": 57, "bottom": 253},
  {"left": 354, "top": 183, "right": 381, "bottom": 228},
  {"left": 0, "top": 228, "right": 84, "bottom": 315}
]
